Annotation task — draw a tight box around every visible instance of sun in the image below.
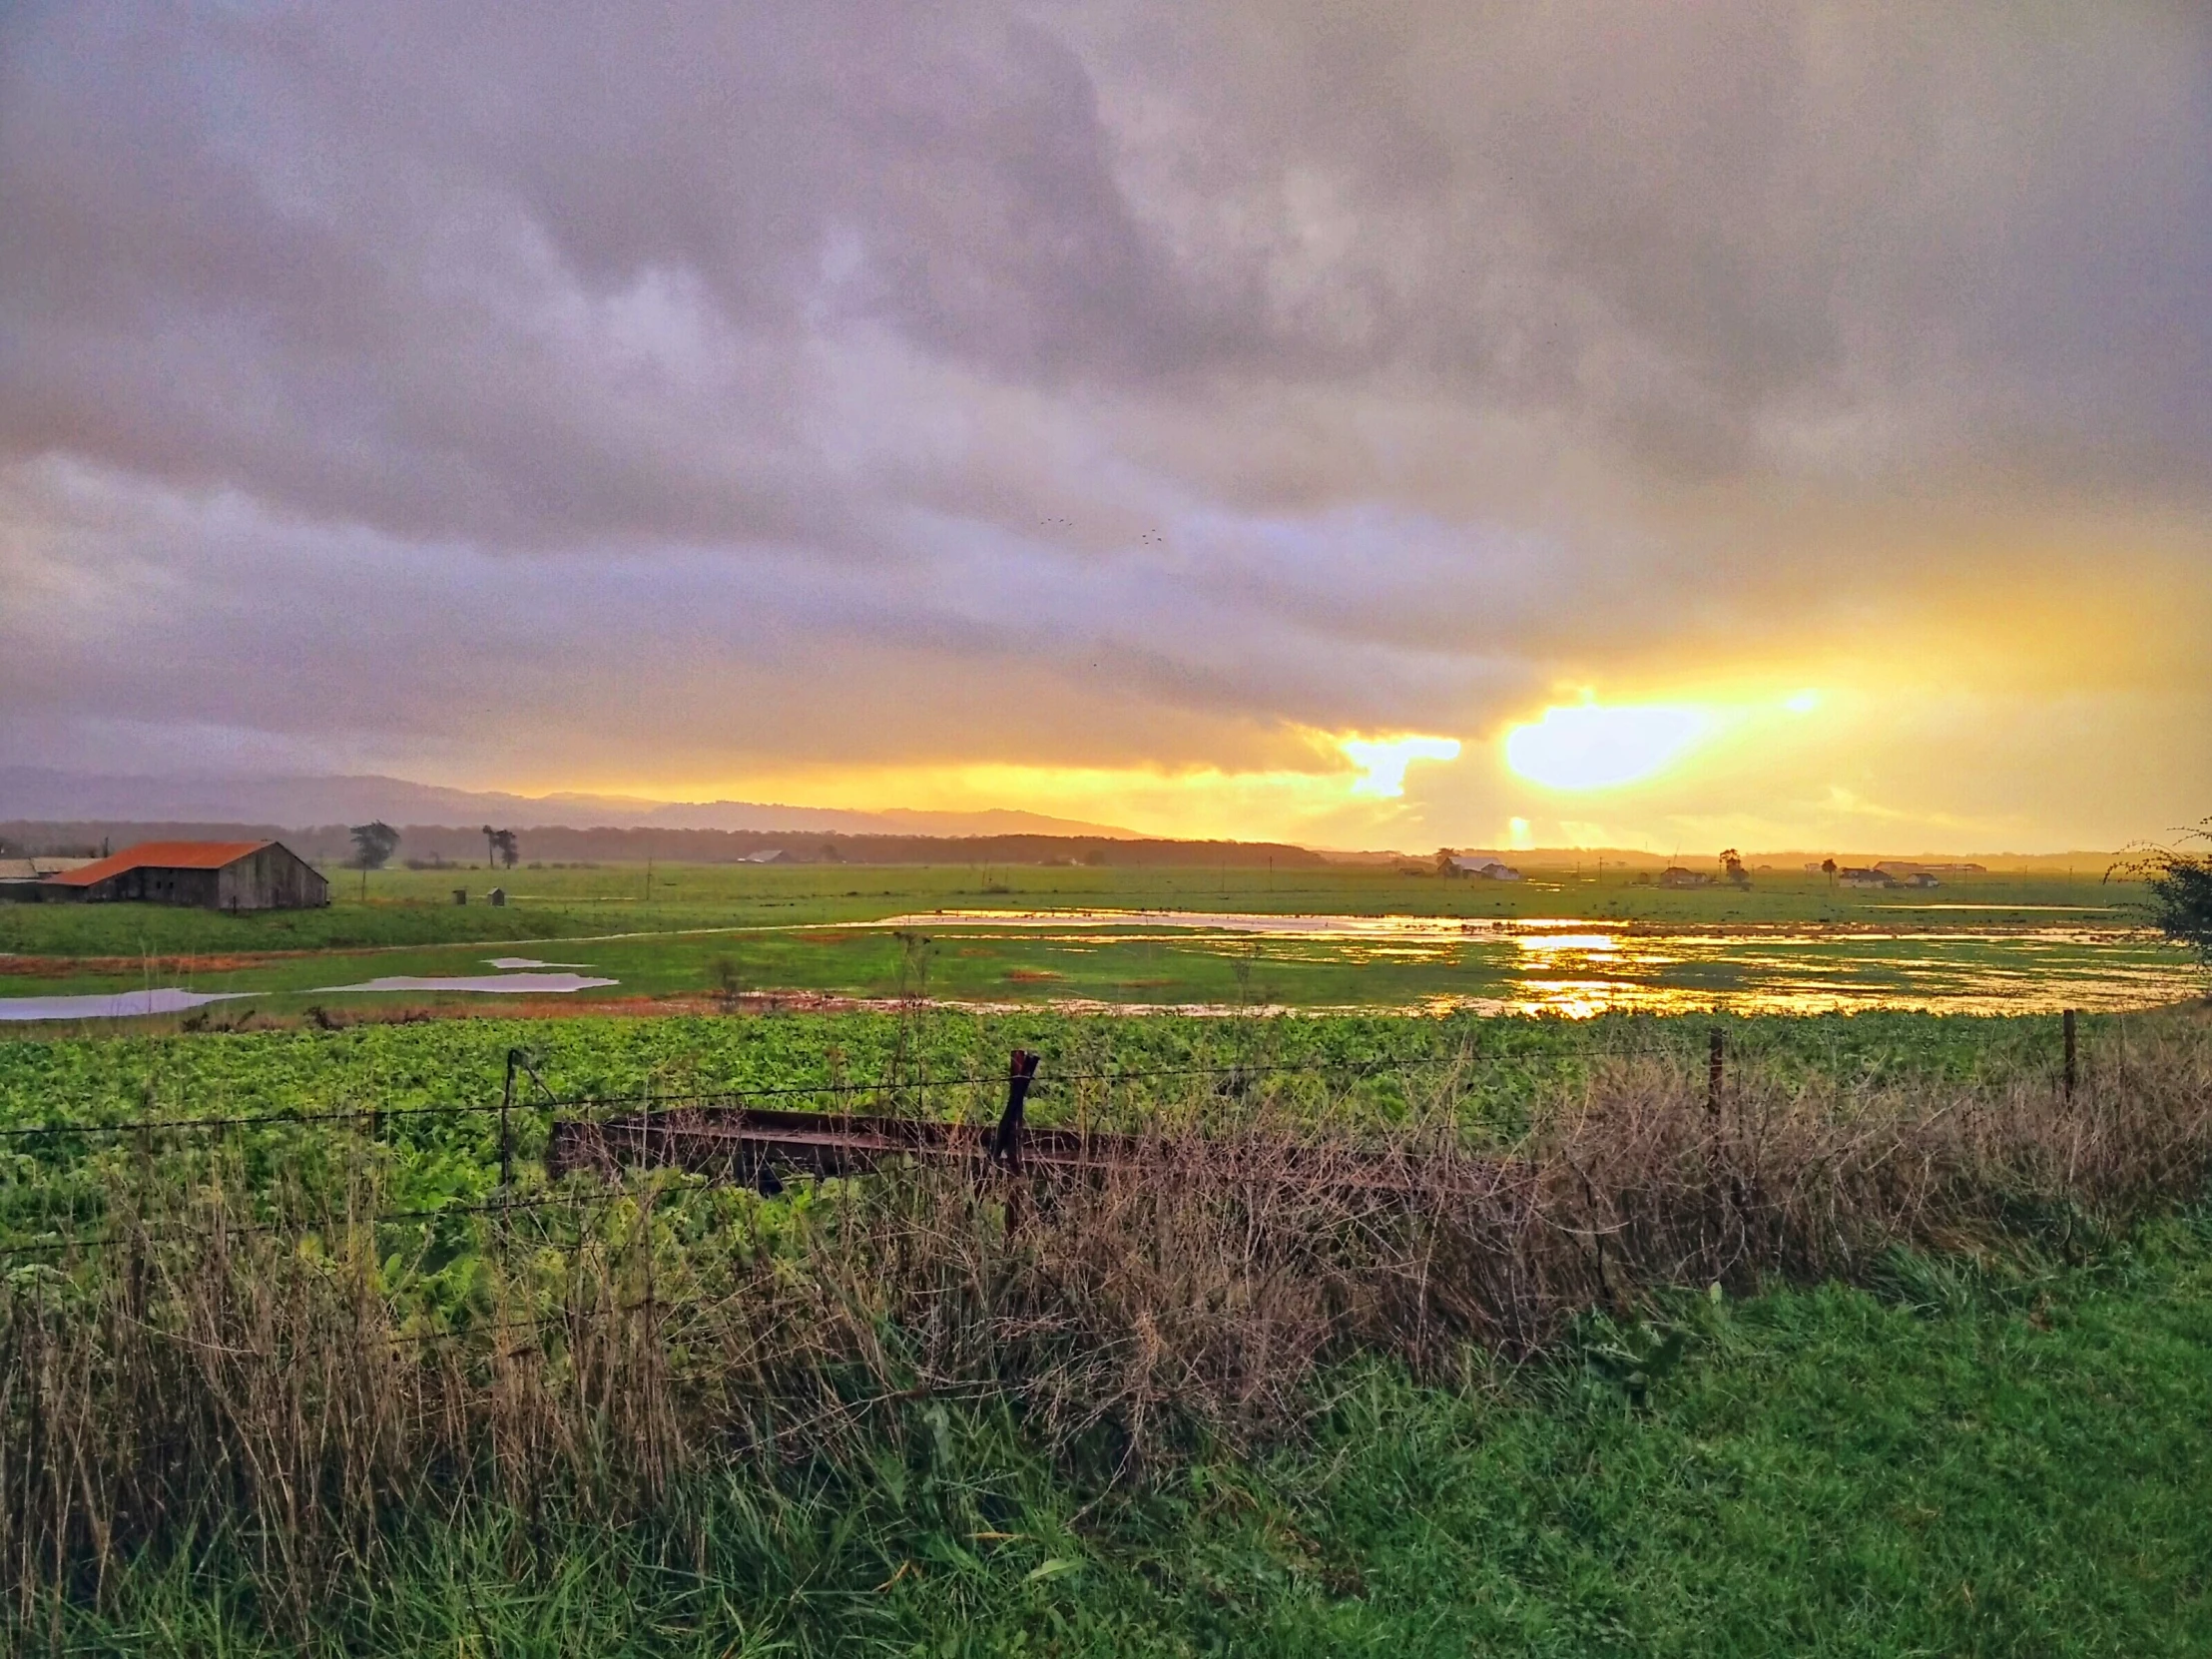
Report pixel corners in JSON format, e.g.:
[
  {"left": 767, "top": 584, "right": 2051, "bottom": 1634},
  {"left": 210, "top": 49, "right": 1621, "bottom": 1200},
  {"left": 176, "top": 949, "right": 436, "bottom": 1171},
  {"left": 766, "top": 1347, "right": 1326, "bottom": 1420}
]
[{"left": 1503, "top": 703, "right": 1709, "bottom": 791}]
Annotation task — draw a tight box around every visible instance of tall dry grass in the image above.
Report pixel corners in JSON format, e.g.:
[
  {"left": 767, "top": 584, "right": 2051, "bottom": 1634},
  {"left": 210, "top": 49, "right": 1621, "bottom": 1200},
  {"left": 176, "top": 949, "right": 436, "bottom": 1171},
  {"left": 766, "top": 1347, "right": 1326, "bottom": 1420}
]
[{"left": 5, "top": 1023, "right": 2212, "bottom": 1628}]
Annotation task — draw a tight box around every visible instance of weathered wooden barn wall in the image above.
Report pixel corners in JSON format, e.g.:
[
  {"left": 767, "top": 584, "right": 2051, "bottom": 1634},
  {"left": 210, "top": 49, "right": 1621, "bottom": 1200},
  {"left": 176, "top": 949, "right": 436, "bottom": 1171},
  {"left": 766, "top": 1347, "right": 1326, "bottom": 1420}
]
[{"left": 217, "top": 843, "right": 328, "bottom": 909}]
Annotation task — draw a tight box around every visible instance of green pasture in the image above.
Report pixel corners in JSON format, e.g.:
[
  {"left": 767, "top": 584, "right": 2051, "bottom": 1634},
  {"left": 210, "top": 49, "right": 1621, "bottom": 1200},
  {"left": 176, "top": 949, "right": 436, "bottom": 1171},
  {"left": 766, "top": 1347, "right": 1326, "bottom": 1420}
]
[{"left": 0, "top": 859, "right": 2144, "bottom": 959}]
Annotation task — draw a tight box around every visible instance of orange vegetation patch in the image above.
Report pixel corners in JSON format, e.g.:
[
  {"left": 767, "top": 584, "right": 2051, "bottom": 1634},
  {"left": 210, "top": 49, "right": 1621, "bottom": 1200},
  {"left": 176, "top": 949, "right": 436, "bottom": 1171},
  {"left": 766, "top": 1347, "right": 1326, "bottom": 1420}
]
[
  {"left": 1003, "top": 968, "right": 1062, "bottom": 982},
  {"left": 0, "top": 952, "right": 281, "bottom": 979}
]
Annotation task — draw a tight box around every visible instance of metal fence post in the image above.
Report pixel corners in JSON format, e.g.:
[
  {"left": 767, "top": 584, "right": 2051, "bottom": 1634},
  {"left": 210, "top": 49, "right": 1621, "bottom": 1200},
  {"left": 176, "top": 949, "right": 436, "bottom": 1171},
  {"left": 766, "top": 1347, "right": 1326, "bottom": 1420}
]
[
  {"left": 1707, "top": 1028, "right": 1724, "bottom": 1117},
  {"left": 2063, "top": 1009, "right": 2077, "bottom": 1100}
]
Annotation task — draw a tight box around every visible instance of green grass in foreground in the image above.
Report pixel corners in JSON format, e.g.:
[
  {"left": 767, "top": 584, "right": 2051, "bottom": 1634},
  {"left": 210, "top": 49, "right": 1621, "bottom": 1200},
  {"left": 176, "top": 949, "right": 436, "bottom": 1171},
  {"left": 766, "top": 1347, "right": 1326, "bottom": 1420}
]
[{"left": 42, "top": 1216, "right": 2212, "bottom": 1656}]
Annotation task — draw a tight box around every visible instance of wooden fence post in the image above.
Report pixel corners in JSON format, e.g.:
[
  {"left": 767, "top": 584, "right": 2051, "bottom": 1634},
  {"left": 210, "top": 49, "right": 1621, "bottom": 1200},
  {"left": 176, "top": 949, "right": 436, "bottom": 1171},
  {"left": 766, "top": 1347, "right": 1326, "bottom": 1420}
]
[
  {"left": 991, "top": 1049, "right": 1040, "bottom": 1173},
  {"left": 500, "top": 1048, "right": 517, "bottom": 1190},
  {"left": 2063, "top": 1009, "right": 2077, "bottom": 1101},
  {"left": 1707, "top": 1028, "right": 1724, "bottom": 1117}
]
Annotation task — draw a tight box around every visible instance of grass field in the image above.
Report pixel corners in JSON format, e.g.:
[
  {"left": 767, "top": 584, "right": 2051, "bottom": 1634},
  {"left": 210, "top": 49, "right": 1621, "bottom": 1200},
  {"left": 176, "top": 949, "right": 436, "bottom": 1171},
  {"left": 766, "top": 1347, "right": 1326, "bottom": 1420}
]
[{"left": 40, "top": 1223, "right": 2212, "bottom": 1656}]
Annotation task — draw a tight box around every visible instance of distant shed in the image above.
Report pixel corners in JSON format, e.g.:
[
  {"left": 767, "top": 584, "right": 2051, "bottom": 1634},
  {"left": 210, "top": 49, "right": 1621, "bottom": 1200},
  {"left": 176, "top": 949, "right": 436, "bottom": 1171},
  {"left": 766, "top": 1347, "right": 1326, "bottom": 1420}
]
[
  {"left": 1445, "top": 854, "right": 1523, "bottom": 881},
  {"left": 0, "top": 856, "right": 93, "bottom": 897},
  {"left": 40, "top": 840, "right": 329, "bottom": 911}
]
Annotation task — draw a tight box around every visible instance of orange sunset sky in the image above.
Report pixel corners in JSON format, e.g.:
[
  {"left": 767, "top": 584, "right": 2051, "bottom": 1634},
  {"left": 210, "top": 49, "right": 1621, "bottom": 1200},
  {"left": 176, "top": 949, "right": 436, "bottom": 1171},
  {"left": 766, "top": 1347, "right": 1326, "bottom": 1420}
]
[{"left": 3, "top": 3, "right": 2207, "bottom": 851}]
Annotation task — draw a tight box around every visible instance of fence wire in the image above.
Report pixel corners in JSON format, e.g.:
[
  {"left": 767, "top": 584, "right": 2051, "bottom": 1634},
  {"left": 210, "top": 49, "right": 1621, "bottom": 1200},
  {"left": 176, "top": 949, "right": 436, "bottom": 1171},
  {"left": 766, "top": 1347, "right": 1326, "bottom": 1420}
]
[
  {"left": 0, "top": 1039, "right": 1736, "bottom": 1147},
  {"left": 3, "top": 1019, "right": 2083, "bottom": 1261}
]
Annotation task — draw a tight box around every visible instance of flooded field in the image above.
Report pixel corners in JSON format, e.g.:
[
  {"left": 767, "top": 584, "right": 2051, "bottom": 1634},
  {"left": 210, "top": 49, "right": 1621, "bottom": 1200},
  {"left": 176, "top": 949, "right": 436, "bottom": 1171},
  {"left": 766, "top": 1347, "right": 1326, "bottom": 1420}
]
[
  {"left": 874, "top": 909, "right": 2200, "bottom": 1015},
  {"left": 0, "top": 867, "right": 2196, "bottom": 1021}
]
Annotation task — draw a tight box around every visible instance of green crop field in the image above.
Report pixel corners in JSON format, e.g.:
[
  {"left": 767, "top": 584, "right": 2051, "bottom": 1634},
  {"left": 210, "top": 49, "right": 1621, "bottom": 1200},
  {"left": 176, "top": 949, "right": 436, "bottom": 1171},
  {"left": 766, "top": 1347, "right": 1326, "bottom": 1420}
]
[{"left": 0, "top": 1005, "right": 2153, "bottom": 1308}]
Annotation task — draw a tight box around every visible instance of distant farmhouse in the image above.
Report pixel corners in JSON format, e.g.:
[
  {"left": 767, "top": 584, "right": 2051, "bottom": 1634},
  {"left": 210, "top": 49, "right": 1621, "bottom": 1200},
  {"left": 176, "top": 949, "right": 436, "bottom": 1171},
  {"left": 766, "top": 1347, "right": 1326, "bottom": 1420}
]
[
  {"left": 1876, "top": 861, "right": 1985, "bottom": 880},
  {"left": 1657, "top": 866, "right": 1714, "bottom": 888},
  {"left": 31, "top": 840, "right": 328, "bottom": 910},
  {"left": 1807, "top": 859, "right": 1985, "bottom": 883},
  {"left": 1837, "top": 866, "right": 1894, "bottom": 888},
  {"left": 1442, "top": 852, "right": 1523, "bottom": 881}
]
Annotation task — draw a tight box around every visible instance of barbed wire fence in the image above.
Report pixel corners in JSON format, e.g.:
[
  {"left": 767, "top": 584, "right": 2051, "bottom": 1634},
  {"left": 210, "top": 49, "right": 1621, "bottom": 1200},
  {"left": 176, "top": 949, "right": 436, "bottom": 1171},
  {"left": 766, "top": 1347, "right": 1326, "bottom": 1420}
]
[{"left": 0, "top": 1012, "right": 2094, "bottom": 1266}]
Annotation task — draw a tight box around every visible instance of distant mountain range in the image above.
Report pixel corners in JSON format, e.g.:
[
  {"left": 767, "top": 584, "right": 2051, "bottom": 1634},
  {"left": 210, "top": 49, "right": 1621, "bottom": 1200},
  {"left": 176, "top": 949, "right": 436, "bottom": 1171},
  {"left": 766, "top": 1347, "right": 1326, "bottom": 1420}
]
[{"left": 0, "top": 769, "right": 1147, "bottom": 840}]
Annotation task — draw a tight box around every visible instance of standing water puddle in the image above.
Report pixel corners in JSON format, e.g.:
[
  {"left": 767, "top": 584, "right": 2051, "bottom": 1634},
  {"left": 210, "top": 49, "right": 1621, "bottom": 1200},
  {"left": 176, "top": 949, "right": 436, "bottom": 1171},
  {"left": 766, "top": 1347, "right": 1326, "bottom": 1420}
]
[
  {"left": 0, "top": 989, "right": 252, "bottom": 1022},
  {"left": 310, "top": 973, "right": 617, "bottom": 995},
  {"left": 0, "top": 974, "right": 617, "bottom": 1020},
  {"left": 873, "top": 909, "right": 2196, "bottom": 1014}
]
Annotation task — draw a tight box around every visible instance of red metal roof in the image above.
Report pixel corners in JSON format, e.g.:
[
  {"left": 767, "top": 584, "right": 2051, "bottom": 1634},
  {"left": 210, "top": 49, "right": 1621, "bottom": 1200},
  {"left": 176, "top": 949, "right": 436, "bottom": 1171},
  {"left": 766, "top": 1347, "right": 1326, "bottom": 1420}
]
[{"left": 45, "top": 840, "right": 275, "bottom": 886}]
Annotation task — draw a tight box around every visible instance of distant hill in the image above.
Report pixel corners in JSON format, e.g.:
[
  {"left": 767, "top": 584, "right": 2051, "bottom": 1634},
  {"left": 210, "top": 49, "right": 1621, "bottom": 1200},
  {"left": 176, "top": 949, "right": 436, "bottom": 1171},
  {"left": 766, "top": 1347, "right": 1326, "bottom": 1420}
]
[
  {"left": 0, "top": 769, "right": 1144, "bottom": 840},
  {"left": 0, "top": 820, "right": 1326, "bottom": 870}
]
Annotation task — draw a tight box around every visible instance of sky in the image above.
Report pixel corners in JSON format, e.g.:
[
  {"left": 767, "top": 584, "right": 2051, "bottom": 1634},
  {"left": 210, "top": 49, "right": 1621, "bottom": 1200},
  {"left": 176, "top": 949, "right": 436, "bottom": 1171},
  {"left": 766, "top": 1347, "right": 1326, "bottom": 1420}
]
[{"left": 2, "top": 2, "right": 2208, "bottom": 852}]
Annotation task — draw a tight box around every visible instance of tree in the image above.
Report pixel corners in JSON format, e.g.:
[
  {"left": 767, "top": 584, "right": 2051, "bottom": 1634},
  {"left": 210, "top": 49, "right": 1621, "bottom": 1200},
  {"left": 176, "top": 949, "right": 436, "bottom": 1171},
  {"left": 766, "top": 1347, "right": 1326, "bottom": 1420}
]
[
  {"left": 481, "top": 826, "right": 519, "bottom": 868},
  {"left": 2117, "top": 822, "right": 2212, "bottom": 976},
  {"left": 1719, "top": 847, "right": 1749, "bottom": 887},
  {"left": 1821, "top": 856, "right": 1838, "bottom": 888},
  {"left": 348, "top": 822, "right": 400, "bottom": 870}
]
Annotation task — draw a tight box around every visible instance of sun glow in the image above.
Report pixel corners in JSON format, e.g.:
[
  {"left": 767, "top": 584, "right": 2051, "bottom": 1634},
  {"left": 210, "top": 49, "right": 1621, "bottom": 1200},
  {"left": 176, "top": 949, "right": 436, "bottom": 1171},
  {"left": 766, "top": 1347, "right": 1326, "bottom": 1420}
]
[
  {"left": 1503, "top": 702, "right": 1710, "bottom": 791},
  {"left": 1339, "top": 734, "right": 1462, "bottom": 798}
]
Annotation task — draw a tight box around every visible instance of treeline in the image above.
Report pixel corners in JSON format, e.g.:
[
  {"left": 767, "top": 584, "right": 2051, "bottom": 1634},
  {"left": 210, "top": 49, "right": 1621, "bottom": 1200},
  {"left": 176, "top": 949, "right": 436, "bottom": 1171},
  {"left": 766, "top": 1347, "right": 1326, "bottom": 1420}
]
[{"left": 0, "top": 821, "right": 1330, "bottom": 869}]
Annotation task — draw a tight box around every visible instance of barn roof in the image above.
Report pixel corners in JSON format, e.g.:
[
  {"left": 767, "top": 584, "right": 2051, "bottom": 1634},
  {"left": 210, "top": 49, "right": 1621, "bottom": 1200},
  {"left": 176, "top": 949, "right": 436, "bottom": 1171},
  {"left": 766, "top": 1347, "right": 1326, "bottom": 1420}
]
[
  {"left": 0, "top": 857, "right": 93, "bottom": 881},
  {"left": 44, "top": 840, "right": 276, "bottom": 886}
]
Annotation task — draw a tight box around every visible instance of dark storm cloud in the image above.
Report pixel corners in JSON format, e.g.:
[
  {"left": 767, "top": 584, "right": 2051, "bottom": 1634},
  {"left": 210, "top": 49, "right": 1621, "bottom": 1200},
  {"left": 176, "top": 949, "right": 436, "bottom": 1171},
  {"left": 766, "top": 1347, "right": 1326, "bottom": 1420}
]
[
  {"left": 0, "top": 0, "right": 1233, "bottom": 547},
  {"left": 0, "top": 0, "right": 2207, "bottom": 835}
]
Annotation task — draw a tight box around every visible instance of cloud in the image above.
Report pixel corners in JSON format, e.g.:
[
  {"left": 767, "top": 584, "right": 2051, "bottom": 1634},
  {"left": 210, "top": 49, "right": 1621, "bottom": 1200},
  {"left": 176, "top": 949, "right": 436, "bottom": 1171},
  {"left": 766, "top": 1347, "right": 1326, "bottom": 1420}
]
[{"left": 0, "top": 0, "right": 2207, "bottom": 846}]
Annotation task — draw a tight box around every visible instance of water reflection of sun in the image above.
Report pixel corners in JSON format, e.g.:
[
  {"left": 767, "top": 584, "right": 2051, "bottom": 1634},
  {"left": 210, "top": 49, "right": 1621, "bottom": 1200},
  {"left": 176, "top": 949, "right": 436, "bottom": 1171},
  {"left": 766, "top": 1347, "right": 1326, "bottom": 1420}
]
[{"left": 1512, "top": 932, "right": 1621, "bottom": 955}]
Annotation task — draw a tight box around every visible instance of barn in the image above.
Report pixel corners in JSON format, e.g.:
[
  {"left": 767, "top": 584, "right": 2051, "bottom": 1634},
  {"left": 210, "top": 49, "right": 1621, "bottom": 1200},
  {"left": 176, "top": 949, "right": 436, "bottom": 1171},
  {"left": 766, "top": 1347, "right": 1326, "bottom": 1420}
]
[{"left": 40, "top": 840, "right": 329, "bottom": 911}]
